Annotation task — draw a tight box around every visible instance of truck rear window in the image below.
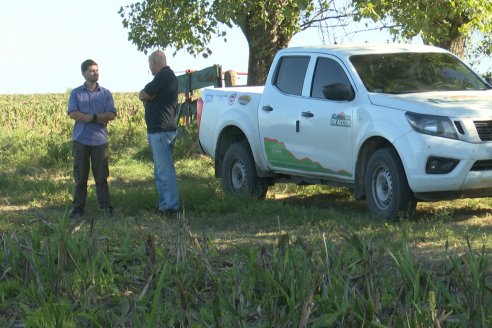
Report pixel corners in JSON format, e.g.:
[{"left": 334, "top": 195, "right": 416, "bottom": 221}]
[
  {"left": 350, "top": 52, "right": 489, "bottom": 94},
  {"left": 273, "top": 56, "right": 310, "bottom": 96}
]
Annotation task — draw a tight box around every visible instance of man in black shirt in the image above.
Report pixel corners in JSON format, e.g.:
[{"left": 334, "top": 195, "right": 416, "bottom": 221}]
[{"left": 139, "top": 50, "right": 180, "bottom": 216}]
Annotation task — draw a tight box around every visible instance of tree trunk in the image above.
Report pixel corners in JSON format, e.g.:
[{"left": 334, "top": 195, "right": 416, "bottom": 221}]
[
  {"left": 431, "top": 13, "right": 469, "bottom": 59},
  {"left": 246, "top": 36, "right": 287, "bottom": 86},
  {"left": 239, "top": 3, "right": 298, "bottom": 86},
  {"left": 433, "top": 33, "right": 467, "bottom": 59},
  {"left": 448, "top": 35, "right": 467, "bottom": 59}
]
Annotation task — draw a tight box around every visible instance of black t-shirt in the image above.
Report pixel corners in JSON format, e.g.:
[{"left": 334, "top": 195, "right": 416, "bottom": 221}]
[{"left": 143, "top": 66, "right": 178, "bottom": 133}]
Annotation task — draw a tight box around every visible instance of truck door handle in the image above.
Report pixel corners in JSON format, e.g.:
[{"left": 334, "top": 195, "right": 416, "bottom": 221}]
[
  {"left": 262, "top": 105, "right": 273, "bottom": 112},
  {"left": 301, "top": 111, "right": 314, "bottom": 118}
]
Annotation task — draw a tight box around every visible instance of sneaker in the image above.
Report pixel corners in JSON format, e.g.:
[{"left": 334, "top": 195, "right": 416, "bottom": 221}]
[{"left": 69, "top": 209, "right": 83, "bottom": 220}]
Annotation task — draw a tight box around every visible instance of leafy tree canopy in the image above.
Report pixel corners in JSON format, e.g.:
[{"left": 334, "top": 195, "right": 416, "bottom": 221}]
[
  {"left": 119, "top": 0, "right": 351, "bottom": 85},
  {"left": 353, "top": 0, "right": 492, "bottom": 58}
]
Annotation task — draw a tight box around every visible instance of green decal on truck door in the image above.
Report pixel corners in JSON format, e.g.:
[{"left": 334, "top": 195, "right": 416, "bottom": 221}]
[{"left": 264, "top": 137, "right": 352, "bottom": 176}]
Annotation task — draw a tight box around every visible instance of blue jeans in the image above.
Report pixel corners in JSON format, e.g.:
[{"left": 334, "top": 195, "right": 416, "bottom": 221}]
[{"left": 147, "top": 131, "right": 179, "bottom": 211}]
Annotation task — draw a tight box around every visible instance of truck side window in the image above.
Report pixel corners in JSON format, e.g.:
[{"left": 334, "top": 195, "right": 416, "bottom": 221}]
[
  {"left": 273, "top": 56, "right": 310, "bottom": 96},
  {"left": 311, "top": 57, "right": 354, "bottom": 100}
]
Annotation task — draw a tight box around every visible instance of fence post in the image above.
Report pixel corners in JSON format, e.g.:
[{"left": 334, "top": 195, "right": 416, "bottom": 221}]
[
  {"left": 183, "top": 70, "right": 193, "bottom": 125},
  {"left": 224, "top": 70, "right": 237, "bottom": 87},
  {"left": 215, "top": 65, "right": 223, "bottom": 87},
  {"left": 176, "top": 64, "right": 223, "bottom": 125}
]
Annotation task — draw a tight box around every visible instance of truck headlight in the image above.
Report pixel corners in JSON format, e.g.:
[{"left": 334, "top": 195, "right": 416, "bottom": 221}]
[{"left": 405, "top": 112, "right": 458, "bottom": 140}]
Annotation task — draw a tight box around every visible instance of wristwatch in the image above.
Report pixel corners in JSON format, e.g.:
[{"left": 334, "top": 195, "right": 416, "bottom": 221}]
[{"left": 92, "top": 114, "right": 97, "bottom": 123}]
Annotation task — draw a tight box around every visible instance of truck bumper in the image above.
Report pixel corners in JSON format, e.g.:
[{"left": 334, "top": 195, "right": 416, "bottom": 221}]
[{"left": 395, "top": 132, "right": 492, "bottom": 194}]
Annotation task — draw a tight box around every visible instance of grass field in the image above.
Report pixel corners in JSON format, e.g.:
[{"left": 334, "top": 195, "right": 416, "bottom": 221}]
[{"left": 1, "top": 93, "right": 491, "bottom": 327}]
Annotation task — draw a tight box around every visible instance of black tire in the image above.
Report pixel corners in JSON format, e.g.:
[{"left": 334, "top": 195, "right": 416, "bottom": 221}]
[
  {"left": 221, "top": 141, "right": 268, "bottom": 199},
  {"left": 364, "top": 148, "right": 417, "bottom": 220}
]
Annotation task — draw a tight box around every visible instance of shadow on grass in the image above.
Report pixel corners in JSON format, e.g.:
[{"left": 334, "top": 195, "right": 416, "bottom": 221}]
[
  {"left": 415, "top": 198, "right": 492, "bottom": 222},
  {"left": 272, "top": 190, "right": 364, "bottom": 212},
  {"left": 4, "top": 166, "right": 492, "bottom": 258},
  {"left": 131, "top": 146, "right": 153, "bottom": 162}
]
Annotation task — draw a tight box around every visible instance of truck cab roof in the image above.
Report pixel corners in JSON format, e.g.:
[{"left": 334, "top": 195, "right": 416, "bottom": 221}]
[{"left": 281, "top": 44, "right": 449, "bottom": 57}]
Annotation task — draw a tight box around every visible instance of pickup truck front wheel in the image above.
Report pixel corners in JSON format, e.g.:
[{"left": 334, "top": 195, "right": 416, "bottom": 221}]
[
  {"left": 221, "top": 142, "right": 268, "bottom": 199},
  {"left": 365, "top": 148, "right": 416, "bottom": 220}
]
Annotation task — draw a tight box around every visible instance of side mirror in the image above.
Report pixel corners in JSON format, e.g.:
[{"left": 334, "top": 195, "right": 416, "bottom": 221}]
[{"left": 322, "top": 83, "right": 355, "bottom": 101}]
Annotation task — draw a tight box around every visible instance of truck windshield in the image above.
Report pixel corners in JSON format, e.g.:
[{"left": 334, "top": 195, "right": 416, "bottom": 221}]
[{"left": 350, "top": 52, "right": 489, "bottom": 94}]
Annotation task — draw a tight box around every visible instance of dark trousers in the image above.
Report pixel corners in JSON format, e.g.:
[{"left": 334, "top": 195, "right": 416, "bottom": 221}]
[{"left": 72, "top": 141, "right": 111, "bottom": 211}]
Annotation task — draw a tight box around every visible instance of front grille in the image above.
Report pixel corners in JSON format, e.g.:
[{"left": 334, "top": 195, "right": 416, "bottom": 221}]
[
  {"left": 474, "top": 120, "right": 492, "bottom": 141},
  {"left": 471, "top": 160, "right": 492, "bottom": 171}
]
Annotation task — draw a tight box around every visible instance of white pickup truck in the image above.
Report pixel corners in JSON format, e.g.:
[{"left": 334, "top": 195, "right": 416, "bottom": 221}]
[{"left": 197, "top": 44, "right": 492, "bottom": 220}]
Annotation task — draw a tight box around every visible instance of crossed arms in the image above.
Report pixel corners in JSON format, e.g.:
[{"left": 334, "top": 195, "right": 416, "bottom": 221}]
[{"left": 69, "top": 111, "right": 116, "bottom": 124}]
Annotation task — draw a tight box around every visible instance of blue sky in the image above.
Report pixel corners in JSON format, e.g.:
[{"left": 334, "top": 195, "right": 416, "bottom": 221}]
[
  {"left": 0, "top": 0, "right": 251, "bottom": 94},
  {"left": 1, "top": 0, "right": 490, "bottom": 94}
]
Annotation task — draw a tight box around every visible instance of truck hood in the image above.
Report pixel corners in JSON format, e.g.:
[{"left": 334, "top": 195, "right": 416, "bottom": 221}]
[{"left": 368, "top": 90, "right": 492, "bottom": 117}]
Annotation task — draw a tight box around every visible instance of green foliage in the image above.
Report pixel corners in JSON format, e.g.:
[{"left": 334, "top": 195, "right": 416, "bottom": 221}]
[
  {"left": 0, "top": 92, "right": 147, "bottom": 170},
  {"left": 119, "top": 0, "right": 217, "bottom": 57},
  {"left": 24, "top": 297, "right": 78, "bottom": 328},
  {"left": 118, "top": 0, "right": 350, "bottom": 84},
  {"left": 2, "top": 220, "right": 490, "bottom": 326},
  {"left": 354, "top": 0, "right": 492, "bottom": 58},
  {"left": 119, "top": 0, "right": 319, "bottom": 55},
  {"left": 1, "top": 93, "right": 492, "bottom": 326}
]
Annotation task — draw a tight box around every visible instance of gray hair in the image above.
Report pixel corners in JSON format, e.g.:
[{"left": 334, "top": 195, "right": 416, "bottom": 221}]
[{"left": 149, "top": 50, "right": 166, "bottom": 66}]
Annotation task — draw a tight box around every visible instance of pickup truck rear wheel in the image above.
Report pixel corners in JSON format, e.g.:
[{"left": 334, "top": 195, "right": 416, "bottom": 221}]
[
  {"left": 221, "top": 142, "right": 268, "bottom": 199},
  {"left": 365, "top": 148, "right": 416, "bottom": 220}
]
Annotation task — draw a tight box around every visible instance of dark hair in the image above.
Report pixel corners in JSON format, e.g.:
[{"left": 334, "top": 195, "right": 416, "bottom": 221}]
[{"left": 81, "top": 59, "right": 97, "bottom": 73}]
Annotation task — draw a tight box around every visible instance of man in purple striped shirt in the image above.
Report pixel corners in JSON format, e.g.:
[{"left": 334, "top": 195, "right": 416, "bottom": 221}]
[{"left": 67, "top": 59, "right": 117, "bottom": 220}]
